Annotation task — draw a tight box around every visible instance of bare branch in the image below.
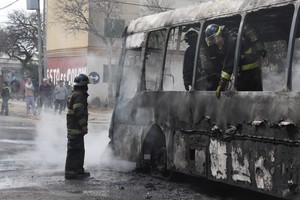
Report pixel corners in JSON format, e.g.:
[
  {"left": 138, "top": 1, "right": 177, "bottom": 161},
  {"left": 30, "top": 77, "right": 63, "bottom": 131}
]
[
  {"left": 0, "top": 10, "right": 38, "bottom": 68},
  {"left": 142, "top": 0, "right": 175, "bottom": 15}
]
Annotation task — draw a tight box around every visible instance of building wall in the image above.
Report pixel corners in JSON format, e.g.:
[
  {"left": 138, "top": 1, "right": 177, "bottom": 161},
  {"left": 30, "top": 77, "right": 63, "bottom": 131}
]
[
  {"left": 46, "top": 0, "right": 207, "bottom": 103},
  {"left": 85, "top": 0, "right": 140, "bottom": 102},
  {"left": 47, "top": 1, "right": 88, "bottom": 51},
  {"left": 47, "top": 0, "right": 89, "bottom": 89}
]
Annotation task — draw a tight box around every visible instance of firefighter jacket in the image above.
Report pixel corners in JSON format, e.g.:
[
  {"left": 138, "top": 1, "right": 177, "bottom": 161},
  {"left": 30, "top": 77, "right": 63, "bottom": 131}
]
[
  {"left": 209, "top": 28, "right": 263, "bottom": 91},
  {"left": 183, "top": 43, "right": 202, "bottom": 89},
  {"left": 66, "top": 88, "right": 88, "bottom": 136}
]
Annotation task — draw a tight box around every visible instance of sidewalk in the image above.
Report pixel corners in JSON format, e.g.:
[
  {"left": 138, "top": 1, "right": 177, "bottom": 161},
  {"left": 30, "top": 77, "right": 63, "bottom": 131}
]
[{"left": 2, "top": 99, "right": 112, "bottom": 123}]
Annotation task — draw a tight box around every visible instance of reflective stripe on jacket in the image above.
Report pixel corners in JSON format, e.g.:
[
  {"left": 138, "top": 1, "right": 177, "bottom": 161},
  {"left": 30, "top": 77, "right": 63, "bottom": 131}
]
[{"left": 66, "top": 89, "right": 88, "bottom": 136}]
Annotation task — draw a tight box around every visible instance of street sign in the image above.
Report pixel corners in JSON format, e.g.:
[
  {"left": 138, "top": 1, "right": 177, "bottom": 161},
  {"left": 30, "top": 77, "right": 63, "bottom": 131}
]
[
  {"left": 27, "top": 0, "right": 39, "bottom": 10},
  {"left": 89, "top": 72, "right": 100, "bottom": 84}
]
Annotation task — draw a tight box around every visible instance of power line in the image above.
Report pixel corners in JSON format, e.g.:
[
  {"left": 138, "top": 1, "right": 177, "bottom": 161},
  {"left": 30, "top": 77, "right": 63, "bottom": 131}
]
[{"left": 0, "top": 0, "right": 20, "bottom": 11}]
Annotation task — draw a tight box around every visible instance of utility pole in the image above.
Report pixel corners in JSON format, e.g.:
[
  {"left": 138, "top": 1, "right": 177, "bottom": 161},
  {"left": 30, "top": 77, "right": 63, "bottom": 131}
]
[
  {"left": 27, "top": 0, "right": 43, "bottom": 85},
  {"left": 37, "top": 0, "right": 43, "bottom": 85},
  {"left": 43, "top": 0, "right": 47, "bottom": 79}
]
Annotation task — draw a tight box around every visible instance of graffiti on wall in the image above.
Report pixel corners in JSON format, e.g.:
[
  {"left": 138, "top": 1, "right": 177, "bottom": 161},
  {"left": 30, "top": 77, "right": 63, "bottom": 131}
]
[{"left": 47, "top": 67, "right": 87, "bottom": 85}]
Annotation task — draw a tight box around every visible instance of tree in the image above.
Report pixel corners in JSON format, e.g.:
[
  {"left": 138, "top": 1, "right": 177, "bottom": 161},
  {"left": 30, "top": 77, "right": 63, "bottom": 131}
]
[
  {"left": 53, "top": 0, "right": 122, "bottom": 107},
  {"left": 142, "top": 0, "right": 174, "bottom": 15},
  {"left": 0, "top": 10, "right": 39, "bottom": 74}
]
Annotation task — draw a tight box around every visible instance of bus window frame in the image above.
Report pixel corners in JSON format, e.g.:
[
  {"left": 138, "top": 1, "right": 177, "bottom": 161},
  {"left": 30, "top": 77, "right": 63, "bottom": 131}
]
[
  {"left": 232, "top": 14, "right": 245, "bottom": 91},
  {"left": 287, "top": 3, "right": 300, "bottom": 91},
  {"left": 115, "top": 32, "right": 147, "bottom": 100},
  {"left": 200, "top": 6, "right": 298, "bottom": 92},
  {"left": 144, "top": 29, "right": 169, "bottom": 91},
  {"left": 163, "top": 23, "right": 201, "bottom": 92},
  {"left": 190, "top": 23, "right": 202, "bottom": 91},
  {"left": 241, "top": 4, "right": 297, "bottom": 92},
  {"left": 201, "top": 15, "right": 242, "bottom": 91},
  {"left": 159, "top": 27, "right": 172, "bottom": 91}
]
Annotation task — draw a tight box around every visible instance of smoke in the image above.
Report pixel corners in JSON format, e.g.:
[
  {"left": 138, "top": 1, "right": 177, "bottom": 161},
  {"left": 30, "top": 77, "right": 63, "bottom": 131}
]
[
  {"left": 15, "top": 107, "right": 137, "bottom": 175},
  {"left": 23, "top": 112, "right": 69, "bottom": 171},
  {"left": 17, "top": 109, "right": 132, "bottom": 173},
  {"left": 262, "top": 67, "right": 286, "bottom": 91}
]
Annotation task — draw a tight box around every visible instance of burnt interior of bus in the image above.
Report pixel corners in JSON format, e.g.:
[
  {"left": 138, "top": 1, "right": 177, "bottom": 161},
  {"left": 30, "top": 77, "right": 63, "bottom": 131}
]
[
  {"left": 199, "top": 5, "right": 295, "bottom": 92},
  {"left": 244, "top": 4, "right": 294, "bottom": 91}
]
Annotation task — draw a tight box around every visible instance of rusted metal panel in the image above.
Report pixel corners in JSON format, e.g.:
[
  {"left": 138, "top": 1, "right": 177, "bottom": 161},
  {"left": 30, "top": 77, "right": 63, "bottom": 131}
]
[
  {"left": 195, "top": 149, "right": 206, "bottom": 175},
  {"left": 254, "top": 147, "right": 275, "bottom": 191},
  {"left": 231, "top": 144, "right": 251, "bottom": 183},
  {"left": 173, "top": 131, "right": 188, "bottom": 170},
  {"left": 127, "top": 0, "right": 296, "bottom": 34},
  {"left": 189, "top": 134, "right": 208, "bottom": 176},
  {"left": 209, "top": 139, "right": 227, "bottom": 180}
]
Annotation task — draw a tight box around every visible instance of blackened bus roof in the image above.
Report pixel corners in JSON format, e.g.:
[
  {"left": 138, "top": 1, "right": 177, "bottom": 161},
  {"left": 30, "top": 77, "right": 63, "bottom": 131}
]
[{"left": 126, "top": 0, "right": 296, "bottom": 34}]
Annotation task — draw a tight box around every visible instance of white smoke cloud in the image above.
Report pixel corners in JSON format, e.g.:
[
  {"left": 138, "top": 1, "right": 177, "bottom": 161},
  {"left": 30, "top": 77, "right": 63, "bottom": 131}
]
[
  {"left": 16, "top": 108, "right": 135, "bottom": 174},
  {"left": 16, "top": 110, "right": 110, "bottom": 171}
]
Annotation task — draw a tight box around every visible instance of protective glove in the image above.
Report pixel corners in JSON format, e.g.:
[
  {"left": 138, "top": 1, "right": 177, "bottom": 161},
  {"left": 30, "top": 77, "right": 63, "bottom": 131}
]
[
  {"left": 82, "top": 126, "right": 88, "bottom": 135},
  {"left": 216, "top": 85, "right": 222, "bottom": 99},
  {"left": 216, "top": 79, "right": 227, "bottom": 99},
  {"left": 185, "top": 84, "right": 190, "bottom": 91}
]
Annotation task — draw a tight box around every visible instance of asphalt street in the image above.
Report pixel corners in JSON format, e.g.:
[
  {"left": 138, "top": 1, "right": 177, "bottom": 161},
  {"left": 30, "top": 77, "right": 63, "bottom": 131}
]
[{"left": 0, "top": 100, "right": 282, "bottom": 200}]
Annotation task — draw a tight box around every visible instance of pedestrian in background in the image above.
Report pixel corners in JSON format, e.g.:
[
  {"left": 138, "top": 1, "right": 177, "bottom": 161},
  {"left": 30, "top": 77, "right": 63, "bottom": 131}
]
[
  {"left": 25, "top": 78, "right": 36, "bottom": 116},
  {"left": 39, "top": 78, "right": 52, "bottom": 111},
  {"left": 10, "top": 77, "right": 20, "bottom": 100},
  {"left": 54, "top": 80, "right": 68, "bottom": 114},
  {"left": 65, "top": 74, "right": 90, "bottom": 180},
  {"left": 1, "top": 81, "right": 11, "bottom": 116},
  {"left": 48, "top": 78, "right": 55, "bottom": 108}
]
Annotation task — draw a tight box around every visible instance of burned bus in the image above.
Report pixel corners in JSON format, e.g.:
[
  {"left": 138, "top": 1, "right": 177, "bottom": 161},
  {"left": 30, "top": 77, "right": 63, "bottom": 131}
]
[{"left": 108, "top": 0, "right": 300, "bottom": 199}]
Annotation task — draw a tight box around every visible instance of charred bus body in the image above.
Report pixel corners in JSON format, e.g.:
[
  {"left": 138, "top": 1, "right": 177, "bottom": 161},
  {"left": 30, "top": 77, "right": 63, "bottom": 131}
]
[{"left": 109, "top": 0, "right": 300, "bottom": 199}]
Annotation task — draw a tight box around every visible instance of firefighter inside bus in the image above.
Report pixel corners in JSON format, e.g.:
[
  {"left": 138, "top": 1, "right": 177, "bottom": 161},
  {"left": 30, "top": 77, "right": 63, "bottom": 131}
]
[
  {"left": 203, "top": 24, "right": 266, "bottom": 98},
  {"left": 182, "top": 30, "right": 203, "bottom": 91}
]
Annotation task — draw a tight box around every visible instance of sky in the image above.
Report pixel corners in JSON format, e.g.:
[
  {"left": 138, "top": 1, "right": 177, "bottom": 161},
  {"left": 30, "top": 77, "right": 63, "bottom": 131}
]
[
  {"left": 0, "top": 0, "right": 209, "bottom": 24},
  {"left": 0, "top": 0, "right": 27, "bottom": 23}
]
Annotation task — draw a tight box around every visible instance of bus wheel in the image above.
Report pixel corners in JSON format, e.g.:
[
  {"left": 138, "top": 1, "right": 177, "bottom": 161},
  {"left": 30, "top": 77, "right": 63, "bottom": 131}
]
[{"left": 150, "top": 147, "right": 172, "bottom": 180}]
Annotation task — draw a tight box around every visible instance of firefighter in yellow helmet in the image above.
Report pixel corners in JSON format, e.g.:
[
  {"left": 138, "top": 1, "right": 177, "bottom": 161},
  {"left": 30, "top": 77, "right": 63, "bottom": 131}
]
[
  {"left": 204, "top": 24, "right": 266, "bottom": 98},
  {"left": 65, "top": 74, "right": 90, "bottom": 179}
]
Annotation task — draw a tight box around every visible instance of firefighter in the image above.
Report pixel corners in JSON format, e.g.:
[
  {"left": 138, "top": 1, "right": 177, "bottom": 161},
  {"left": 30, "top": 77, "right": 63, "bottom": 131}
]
[
  {"left": 204, "top": 24, "right": 266, "bottom": 98},
  {"left": 65, "top": 74, "right": 90, "bottom": 180},
  {"left": 183, "top": 30, "right": 202, "bottom": 91},
  {"left": 1, "top": 81, "right": 11, "bottom": 116}
]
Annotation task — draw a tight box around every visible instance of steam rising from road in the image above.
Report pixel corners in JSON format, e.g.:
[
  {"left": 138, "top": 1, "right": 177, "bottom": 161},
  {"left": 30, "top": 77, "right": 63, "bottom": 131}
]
[{"left": 19, "top": 109, "right": 134, "bottom": 174}]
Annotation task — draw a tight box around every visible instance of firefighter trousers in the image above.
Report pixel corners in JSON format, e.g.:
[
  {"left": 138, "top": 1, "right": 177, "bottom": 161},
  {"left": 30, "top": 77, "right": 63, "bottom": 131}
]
[{"left": 65, "top": 134, "right": 85, "bottom": 176}]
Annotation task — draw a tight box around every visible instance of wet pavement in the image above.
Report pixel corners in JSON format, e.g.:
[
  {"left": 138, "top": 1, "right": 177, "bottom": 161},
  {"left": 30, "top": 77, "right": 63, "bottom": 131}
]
[{"left": 0, "top": 100, "right": 282, "bottom": 200}]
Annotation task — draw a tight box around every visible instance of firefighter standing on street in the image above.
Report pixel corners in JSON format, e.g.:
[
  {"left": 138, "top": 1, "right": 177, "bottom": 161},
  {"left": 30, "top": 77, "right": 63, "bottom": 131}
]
[
  {"left": 204, "top": 24, "right": 266, "bottom": 98},
  {"left": 1, "top": 81, "right": 11, "bottom": 116},
  {"left": 65, "top": 74, "right": 90, "bottom": 180}
]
